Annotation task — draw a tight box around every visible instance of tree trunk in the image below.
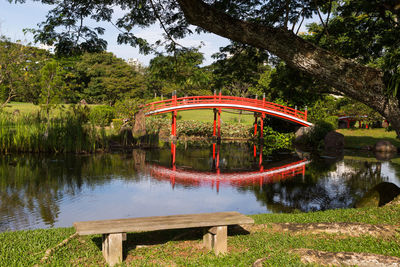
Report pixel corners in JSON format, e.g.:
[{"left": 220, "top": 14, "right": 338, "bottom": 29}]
[{"left": 177, "top": 0, "right": 400, "bottom": 138}]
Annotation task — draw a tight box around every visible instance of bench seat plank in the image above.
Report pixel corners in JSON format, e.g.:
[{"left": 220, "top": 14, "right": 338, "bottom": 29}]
[{"left": 74, "top": 211, "right": 254, "bottom": 235}]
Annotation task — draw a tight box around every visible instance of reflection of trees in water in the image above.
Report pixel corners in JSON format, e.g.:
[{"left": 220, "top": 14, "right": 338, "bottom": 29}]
[
  {"left": 244, "top": 158, "right": 390, "bottom": 212},
  {"left": 0, "top": 153, "right": 141, "bottom": 231}
]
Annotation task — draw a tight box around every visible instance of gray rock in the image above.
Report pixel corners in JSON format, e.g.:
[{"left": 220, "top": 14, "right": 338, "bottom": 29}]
[
  {"left": 294, "top": 126, "right": 313, "bottom": 144},
  {"left": 323, "top": 131, "right": 344, "bottom": 151},
  {"left": 373, "top": 140, "right": 397, "bottom": 153}
]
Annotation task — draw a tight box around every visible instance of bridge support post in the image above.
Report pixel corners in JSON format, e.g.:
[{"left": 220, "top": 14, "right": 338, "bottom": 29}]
[
  {"left": 171, "top": 110, "right": 177, "bottom": 140},
  {"left": 254, "top": 113, "right": 258, "bottom": 138},
  {"left": 260, "top": 113, "right": 265, "bottom": 140},
  {"left": 170, "top": 141, "right": 176, "bottom": 188},
  {"left": 171, "top": 141, "right": 176, "bottom": 166},
  {"left": 217, "top": 108, "right": 221, "bottom": 142},
  {"left": 259, "top": 143, "right": 264, "bottom": 171},
  {"left": 213, "top": 108, "right": 217, "bottom": 138}
]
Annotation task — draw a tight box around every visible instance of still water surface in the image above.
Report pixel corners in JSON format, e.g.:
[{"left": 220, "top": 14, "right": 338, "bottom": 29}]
[{"left": 1, "top": 142, "right": 399, "bottom": 231}]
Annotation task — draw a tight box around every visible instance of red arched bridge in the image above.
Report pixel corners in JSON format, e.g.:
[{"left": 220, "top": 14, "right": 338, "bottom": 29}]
[{"left": 144, "top": 91, "right": 312, "bottom": 139}]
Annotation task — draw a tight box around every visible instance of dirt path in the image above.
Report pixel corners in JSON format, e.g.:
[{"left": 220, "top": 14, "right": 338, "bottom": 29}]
[
  {"left": 291, "top": 248, "right": 400, "bottom": 267},
  {"left": 240, "top": 222, "right": 400, "bottom": 238}
]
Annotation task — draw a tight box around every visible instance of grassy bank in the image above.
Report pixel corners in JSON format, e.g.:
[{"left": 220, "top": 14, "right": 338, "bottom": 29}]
[
  {"left": 337, "top": 128, "right": 400, "bottom": 149},
  {"left": 0, "top": 111, "right": 107, "bottom": 153},
  {"left": 1, "top": 203, "right": 399, "bottom": 266}
]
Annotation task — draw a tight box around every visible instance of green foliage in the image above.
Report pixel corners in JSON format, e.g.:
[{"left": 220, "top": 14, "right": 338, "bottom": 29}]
[
  {"left": 308, "top": 121, "right": 335, "bottom": 147},
  {"left": 114, "top": 98, "right": 143, "bottom": 120},
  {"left": 0, "top": 36, "right": 50, "bottom": 106},
  {"left": 39, "top": 60, "right": 65, "bottom": 118},
  {"left": 111, "top": 118, "right": 123, "bottom": 132},
  {"left": 306, "top": 1, "right": 400, "bottom": 101},
  {"left": 147, "top": 49, "right": 213, "bottom": 97},
  {"left": 324, "top": 116, "right": 339, "bottom": 130},
  {"left": 145, "top": 117, "right": 252, "bottom": 138},
  {"left": 338, "top": 99, "right": 383, "bottom": 126},
  {"left": 263, "top": 126, "right": 293, "bottom": 153},
  {"left": 212, "top": 43, "right": 269, "bottom": 97},
  {"left": 0, "top": 111, "right": 107, "bottom": 153},
  {"left": 75, "top": 52, "right": 145, "bottom": 104},
  {"left": 266, "top": 63, "right": 326, "bottom": 107},
  {"left": 88, "top": 105, "right": 115, "bottom": 126},
  {"left": 308, "top": 96, "right": 339, "bottom": 124}
]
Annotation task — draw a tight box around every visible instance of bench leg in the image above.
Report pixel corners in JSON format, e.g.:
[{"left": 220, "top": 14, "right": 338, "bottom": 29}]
[
  {"left": 203, "top": 226, "right": 227, "bottom": 255},
  {"left": 102, "top": 233, "right": 124, "bottom": 266}
]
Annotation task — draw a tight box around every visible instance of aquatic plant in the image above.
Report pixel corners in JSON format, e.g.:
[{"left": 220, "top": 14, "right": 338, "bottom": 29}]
[{"left": 0, "top": 111, "right": 107, "bottom": 153}]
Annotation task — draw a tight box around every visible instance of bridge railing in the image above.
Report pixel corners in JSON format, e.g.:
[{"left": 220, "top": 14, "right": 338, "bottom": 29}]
[{"left": 144, "top": 95, "right": 307, "bottom": 121}]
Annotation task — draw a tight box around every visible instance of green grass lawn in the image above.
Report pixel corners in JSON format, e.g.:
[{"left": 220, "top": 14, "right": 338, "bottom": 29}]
[
  {"left": 337, "top": 128, "right": 400, "bottom": 149},
  {"left": 3, "top": 101, "right": 40, "bottom": 114},
  {"left": 1, "top": 204, "right": 399, "bottom": 266}
]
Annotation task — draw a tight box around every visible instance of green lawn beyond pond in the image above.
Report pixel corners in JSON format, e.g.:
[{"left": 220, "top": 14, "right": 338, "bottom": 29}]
[
  {"left": 1, "top": 204, "right": 399, "bottom": 266},
  {"left": 338, "top": 128, "right": 400, "bottom": 149}
]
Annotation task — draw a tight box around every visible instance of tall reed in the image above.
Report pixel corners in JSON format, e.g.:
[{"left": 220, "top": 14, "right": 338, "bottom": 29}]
[{"left": 0, "top": 111, "right": 107, "bottom": 153}]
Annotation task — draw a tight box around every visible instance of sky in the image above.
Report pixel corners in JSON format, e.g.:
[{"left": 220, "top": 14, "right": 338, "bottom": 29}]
[{"left": 0, "top": 1, "right": 230, "bottom": 66}]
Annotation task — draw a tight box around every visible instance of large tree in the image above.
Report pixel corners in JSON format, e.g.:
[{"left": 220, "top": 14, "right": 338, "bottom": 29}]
[
  {"left": 147, "top": 49, "right": 212, "bottom": 97},
  {"left": 15, "top": 0, "right": 400, "bottom": 137},
  {"left": 212, "top": 43, "right": 270, "bottom": 98},
  {"left": 0, "top": 36, "right": 50, "bottom": 106},
  {"left": 74, "top": 52, "right": 146, "bottom": 104}
]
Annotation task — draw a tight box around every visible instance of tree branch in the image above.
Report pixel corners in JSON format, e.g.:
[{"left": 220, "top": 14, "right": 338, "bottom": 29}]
[
  {"left": 296, "top": 15, "right": 305, "bottom": 35},
  {"left": 176, "top": 0, "right": 400, "bottom": 135},
  {"left": 313, "top": 0, "right": 329, "bottom": 37},
  {"left": 177, "top": 0, "right": 381, "bottom": 97},
  {"left": 149, "top": 0, "right": 185, "bottom": 50}
]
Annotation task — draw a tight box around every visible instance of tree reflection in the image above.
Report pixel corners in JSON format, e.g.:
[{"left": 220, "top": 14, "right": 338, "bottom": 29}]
[
  {"left": 0, "top": 154, "right": 140, "bottom": 231},
  {"left": 246, "top": 158, "right": 392, "bottom": 212}
]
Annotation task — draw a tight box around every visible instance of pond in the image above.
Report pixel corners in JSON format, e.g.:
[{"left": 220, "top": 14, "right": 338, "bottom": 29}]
[{"left": 1, "top": 141, "right": 400, "bottom": 232}]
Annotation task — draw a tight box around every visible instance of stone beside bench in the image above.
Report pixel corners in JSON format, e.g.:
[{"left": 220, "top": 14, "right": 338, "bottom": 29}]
[{"left": 74, "top": 211, "right": 254, "bottom": 266}]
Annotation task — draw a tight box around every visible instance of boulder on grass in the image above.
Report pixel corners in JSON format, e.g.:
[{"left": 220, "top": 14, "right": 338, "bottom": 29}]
[
  {"left": 373, "top": 140, "right": 397, "bottom": 153},
  {"left": 323, "top": 131, "right": 344, "bottom": 151}
]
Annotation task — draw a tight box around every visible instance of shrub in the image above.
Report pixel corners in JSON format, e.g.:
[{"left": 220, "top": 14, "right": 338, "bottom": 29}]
[
  {"left": 145, "top": 117, "right": 252, "bottom": 138},
  {"left": 324, "top": 116, "right": 338, "bottom": 130},
  {"left": 111, "top": 119, "right": 124, "bottom": 132},
  {"left": 89, "top": 105, "right": 115, "bottom": 126},
  {"left": 308, "top": 120, "right": 334, "bottom": 146}
]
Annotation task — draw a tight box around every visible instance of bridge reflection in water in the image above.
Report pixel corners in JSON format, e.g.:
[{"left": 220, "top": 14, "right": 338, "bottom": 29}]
[{"left": 147, "top": 142, "right": 309, "bottom": 192}]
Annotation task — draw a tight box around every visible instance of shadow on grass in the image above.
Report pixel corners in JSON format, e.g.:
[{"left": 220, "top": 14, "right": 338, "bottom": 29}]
[{"left": 91, "top": 225, "right": 250, "bottom": 260}]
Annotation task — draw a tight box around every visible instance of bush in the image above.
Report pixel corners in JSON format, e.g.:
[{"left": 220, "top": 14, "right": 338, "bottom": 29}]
[
  {"left": 111, "top": 119, "right": 124, "bottom": 132},
  {"left": 324, "top": 116, "right": 338, "bottom": 130},
  {"left": 263, "top": 126, "right": 293, "bottom": 150},
  {"left": 145, "top": 117, "right": 252, "bottom": 138},
  {"left": 309, "top": 120, "right": 334, "bottom": 146},
  {"left": 89, "top": 105, "right": 115, "bottom": 126}
]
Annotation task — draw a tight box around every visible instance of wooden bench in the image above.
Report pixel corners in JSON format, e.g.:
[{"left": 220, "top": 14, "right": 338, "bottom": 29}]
[{"left": 74, "top": 211, "right": 254, "bottom": 266}]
